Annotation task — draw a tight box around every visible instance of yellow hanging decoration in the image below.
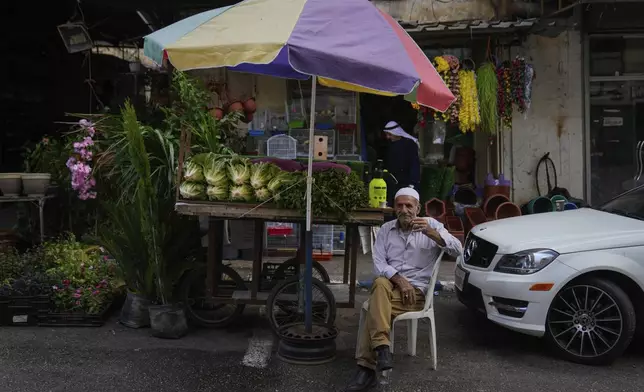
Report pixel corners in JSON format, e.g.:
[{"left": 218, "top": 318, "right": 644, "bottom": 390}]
[{"left": 458, "top": 70, "right": 481, "bottom": 133}]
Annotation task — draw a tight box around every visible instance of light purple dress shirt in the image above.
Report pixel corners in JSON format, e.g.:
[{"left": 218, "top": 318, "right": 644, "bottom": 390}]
[{"left": 373, "top": 217, "right": 463, "bottom": 294}]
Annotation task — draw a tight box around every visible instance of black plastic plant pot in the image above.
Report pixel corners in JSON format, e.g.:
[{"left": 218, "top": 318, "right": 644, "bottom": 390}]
[
  {"left": 119, "top": 292, "right": 152, "bottom": 329},
  {"left": 149, "top": 303, "right": 188, "bottom": 339},
  {"left": 276, "top": 323, "right": 338, "bottom": 365}
]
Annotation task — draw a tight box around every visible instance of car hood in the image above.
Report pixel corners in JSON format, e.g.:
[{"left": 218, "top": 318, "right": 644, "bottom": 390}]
[{"left": 470, "top": 208, "right": 644, "bottom": 254}]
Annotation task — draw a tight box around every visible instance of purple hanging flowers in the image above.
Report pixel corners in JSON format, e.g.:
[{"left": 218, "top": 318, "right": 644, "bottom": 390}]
[{"left": 66, "top": 119, "right": 97, "bottom": 200}]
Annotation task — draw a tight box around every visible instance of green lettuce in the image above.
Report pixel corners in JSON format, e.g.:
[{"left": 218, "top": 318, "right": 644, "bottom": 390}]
[{"left": 179, "top": 181, "right": 206, "bottom": 200}]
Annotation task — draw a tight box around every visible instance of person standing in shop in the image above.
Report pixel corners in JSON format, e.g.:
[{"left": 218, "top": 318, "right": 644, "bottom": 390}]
[{"left": 382, "top": 121, "right": 421, "bottom": 206}]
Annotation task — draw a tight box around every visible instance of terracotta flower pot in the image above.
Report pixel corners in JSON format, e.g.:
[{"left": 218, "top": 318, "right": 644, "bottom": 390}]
[
  {"left": 227, "top": 101, "right": 244, "bottom": 113},
  {"left": 210, "top": 107, "right": 224, "bottom": 120},
  {"left": 424, "top": 198, "right": 446, "bottom": 223},
  {"left": 464, "top": 207, "right": 487, "bottom": 236},
  {"left": 483, "top": 194, "right": 510, "bottom": 220},
  {"left": 495, "top": 202, "right": 522, "bottom": 220},
  {"left": 445, "top": 216, "right": 464, "bottom": 233},
  {"left": 243, "top": 97, "right": 257, "bottom": 114},
  {"left": 243, "top": 112, "right": 254, "bottom": 124}
]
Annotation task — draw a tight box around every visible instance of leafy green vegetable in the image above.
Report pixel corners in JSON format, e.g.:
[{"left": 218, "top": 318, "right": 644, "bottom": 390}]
[
  {"left": 183, "top": 161, "right": 204, "bottom": 182},
  {"left": 204, "top": 156, "right": 229, "bottom": 186},
  {"left": 179, "top": 182, "right": 206, "bottom": 200},
  {"left": 207, "top": 184, "right": 228, "bottom": 201},
  {"left": 254, "top": 187, "right": 271, "bottom": 202},
  {"left": 250, "top": 162, "right": 276, "bottom": 189},
  {"left": 230, "top": 185, "right": 253, "bottom": 202},
  {"left": 227, "top": 157, "right": 251, "bottom": 185},
  {"left": 267, "top": 172, "right": 296, "bottom": 194},
  {"left": 277, "top": 169, "right": 368, "bottom": 221}
]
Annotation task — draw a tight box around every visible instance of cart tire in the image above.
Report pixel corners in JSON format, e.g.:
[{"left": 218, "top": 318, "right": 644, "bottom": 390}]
[
  {"left": 180, "top": 264, "right": 246, "bottom": 328},
  {"left": 273, "top": 258, "right": 331, "bottom": 283},
  {"left": 266, "top": 276, "right": 337, "bottom": 336}
]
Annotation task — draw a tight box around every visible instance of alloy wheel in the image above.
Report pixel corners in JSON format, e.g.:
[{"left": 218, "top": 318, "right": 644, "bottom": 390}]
[{"left": 547, "top": 285, "right": 623, "bottom": 358}]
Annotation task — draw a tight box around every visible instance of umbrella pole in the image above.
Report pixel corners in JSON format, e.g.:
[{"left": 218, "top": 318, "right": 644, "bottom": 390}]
[{"left": 304, "top": 76, "right": 317, "bottom": 333}]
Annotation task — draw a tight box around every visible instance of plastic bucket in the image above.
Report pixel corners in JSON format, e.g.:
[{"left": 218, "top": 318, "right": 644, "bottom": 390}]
[
  {"left": 564, "top": 202, "right": 578, "bottom": 210},
  {"left": 527, "top": 197, "right": 554, "bottom": 214}
]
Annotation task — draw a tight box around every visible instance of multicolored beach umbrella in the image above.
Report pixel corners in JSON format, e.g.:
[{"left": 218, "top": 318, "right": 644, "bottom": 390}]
[{"left": 144, "top": 0, "right": 455, "bottom": 112}]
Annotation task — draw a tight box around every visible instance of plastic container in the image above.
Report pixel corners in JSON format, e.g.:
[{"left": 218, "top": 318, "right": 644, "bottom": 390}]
[
  {"left": 564, "top": 202, "right": 578, "bottom": 210},
  {"left": 495, "top": 202, "right": 522, "bottom": 220},
  {"left": 527, "top": 196, "right": 555, "bottom": 214},
  {"left": 0, "top": 173, "right": 22, "bottom": 196},
  {"left": 21, "top": 173, "right": 51, "bottom": 196},
  {"left": 424, "top": 198, "right": 446, "bottom": 223},
  {"left": 483, "top": 194, "right": 510, "bottom": 220}
]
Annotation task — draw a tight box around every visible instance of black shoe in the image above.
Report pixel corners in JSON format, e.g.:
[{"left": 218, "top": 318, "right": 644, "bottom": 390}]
[
  {"left": 375, "top": 345, "right": 393, "bottom": 371},
  {"left": 344, "top": 366, "right": 377, "bottom": 392}
]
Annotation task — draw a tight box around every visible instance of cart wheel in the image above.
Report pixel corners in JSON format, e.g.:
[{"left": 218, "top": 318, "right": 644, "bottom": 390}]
[
  {"left": 273, "top": 258, "right": 331, "bottom": 283},
  {"left": 266, "top": 276, "right": 337, "bottom": 336},
  {"left": 180, "top": 264, "right": 246, "bottom": 328}
]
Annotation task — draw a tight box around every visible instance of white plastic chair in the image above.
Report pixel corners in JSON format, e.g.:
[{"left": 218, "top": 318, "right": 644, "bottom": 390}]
[{"left": 356, "top": 250, "right": 444, "bottom": 370}]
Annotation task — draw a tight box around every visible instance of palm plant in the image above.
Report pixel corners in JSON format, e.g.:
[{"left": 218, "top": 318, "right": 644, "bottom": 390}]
[{"left": 98, "top": 102, "right": 200, "bottom": 303}]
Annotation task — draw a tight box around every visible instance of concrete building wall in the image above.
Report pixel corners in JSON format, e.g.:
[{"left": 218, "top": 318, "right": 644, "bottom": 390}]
[
  {"left": 372, "top": 0, "right": 495, "bottom": 23},
  {"left": 503, "top": 31, "right": 585, "bottom": 205}
]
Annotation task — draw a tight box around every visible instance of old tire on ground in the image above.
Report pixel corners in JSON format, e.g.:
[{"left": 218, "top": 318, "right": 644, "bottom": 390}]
[
  {"left": 266, "top": 276, "right": 336, "bottom": 336},
  {"left": 545, "top": 277, "right": 636, "bottom": 365},
  {"left": 180, "top": 264, "right": 246, "bottom": 328}
]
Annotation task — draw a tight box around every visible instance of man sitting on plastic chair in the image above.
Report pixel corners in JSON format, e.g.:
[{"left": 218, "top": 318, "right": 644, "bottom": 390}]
[{"left": 345, "top": 187, "right": 463, "bottom": 392}]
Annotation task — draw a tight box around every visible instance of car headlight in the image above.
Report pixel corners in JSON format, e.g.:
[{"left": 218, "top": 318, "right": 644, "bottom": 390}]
[{"left": 494, "top": 249, "right": 559, "bottom": 274}]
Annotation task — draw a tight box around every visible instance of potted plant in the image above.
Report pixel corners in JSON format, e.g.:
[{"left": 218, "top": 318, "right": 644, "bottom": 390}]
[
  {"left": 99, "top": 103, "right": 199, "bottom": 336},
  {"left": 41, "top": 236, "right": 123, "bottom": 326},
  {"left": 22, "top": 137, "right": 58, "bottom": 196}
]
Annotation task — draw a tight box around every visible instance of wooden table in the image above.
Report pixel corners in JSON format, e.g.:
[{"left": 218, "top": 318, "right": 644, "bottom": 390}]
[{"left": 175, "top": 201, "right": 384, "bottom": 311}]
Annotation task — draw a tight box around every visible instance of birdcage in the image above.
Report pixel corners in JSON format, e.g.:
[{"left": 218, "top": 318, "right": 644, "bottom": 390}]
[
  {"left": 266, "top": 134, "right": 298, "bottom": 159},
  {"left": 312, "top": 224, "right": 334, "bottom": 261},
  {"left": 332, "top": 225, "right": 346, "bottom": 255}
]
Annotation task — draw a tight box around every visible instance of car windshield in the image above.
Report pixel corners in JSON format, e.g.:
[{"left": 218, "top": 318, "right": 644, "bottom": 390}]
[{"left": 598, "top": 186, "right": 644, "bottom": 221}]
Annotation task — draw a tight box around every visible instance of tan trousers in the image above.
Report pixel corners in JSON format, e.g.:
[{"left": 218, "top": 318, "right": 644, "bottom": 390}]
[{"left": 356, "top": 277, "right": 425, "bottom": 370}]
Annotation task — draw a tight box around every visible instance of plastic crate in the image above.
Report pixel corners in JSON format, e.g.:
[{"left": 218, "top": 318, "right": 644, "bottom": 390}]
[
  {"left": 37, "top": 303, "right": 113, "bottom": 327},
  {"left": 0, "top": 295, "right": 51, "bottom": 326},
  {"left": 261, "top": 262, "right": 297, "bottom": 291}
]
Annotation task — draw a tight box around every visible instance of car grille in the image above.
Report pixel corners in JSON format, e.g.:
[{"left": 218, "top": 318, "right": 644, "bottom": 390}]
[{"left": 463, "top": 234, "right": 498, "bottom": 268}]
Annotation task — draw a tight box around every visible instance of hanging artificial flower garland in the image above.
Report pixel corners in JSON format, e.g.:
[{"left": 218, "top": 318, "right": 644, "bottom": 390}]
[
  {"left": 496, "top": 61, "right": 513, "bottom": 129},
  {"left": 432, "top": 56, "right": 450, "bottom": 123},
  {"left": 458, "top": 69, "right": 480, "bottom": 133}
]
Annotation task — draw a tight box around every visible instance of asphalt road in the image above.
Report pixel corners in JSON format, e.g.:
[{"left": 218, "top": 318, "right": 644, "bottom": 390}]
[{"left": 1, "top": 293, "right": 643, "bottom": 392}]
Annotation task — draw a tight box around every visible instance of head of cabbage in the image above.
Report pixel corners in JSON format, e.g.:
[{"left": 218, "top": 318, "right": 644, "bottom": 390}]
[
  {"left": 254, "top": 187, "right": 271, "bottom": 202},
  {"left": 206, "top": 184, "right": 228, "bottom": 201},
  {"left": 230, "top": 185, "right": 254, "bottom": 202},
  {"left": 204, "top": 157, "right": 229, "bottom": 186},
  {"left": 250, "top": 162, "right": 279, "bottom": 189},
  {"left": 183, "top": 161, "right": 204, "bottom": 182},
  {"left": 227, "top": 158, "right": 251, "bottom": 185},
  {"left": 179, "top": 181, "right": 206, "bottom": 200}
]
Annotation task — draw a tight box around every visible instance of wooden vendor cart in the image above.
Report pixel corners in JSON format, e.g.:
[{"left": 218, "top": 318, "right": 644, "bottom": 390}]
[{"left": 175, "top": 200, "right": 384, "bottom": 333}]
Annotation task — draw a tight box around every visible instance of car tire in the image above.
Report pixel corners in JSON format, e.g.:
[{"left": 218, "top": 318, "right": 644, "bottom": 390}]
[{"left": 545, "top": 277, "right": 636, "bottom": 365}]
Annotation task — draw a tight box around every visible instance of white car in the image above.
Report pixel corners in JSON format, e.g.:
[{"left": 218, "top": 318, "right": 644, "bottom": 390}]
[{"left": 455, "top": 185, "right": 644, "bottom": 365}]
